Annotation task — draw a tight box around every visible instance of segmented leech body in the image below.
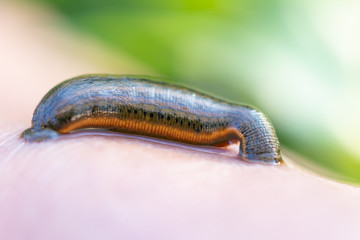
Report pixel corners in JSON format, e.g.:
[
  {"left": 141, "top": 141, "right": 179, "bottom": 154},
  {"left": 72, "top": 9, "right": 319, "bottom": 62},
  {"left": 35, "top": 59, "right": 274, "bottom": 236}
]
[{"left": 21, "top": 75, "right": 283, "bottom": 164}]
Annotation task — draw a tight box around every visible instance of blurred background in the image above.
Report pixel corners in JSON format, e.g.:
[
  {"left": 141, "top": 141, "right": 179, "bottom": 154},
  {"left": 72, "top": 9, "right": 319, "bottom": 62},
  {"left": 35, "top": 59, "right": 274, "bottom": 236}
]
[{"left": 2, "top": 0, "right": 360, "bottom": 183}]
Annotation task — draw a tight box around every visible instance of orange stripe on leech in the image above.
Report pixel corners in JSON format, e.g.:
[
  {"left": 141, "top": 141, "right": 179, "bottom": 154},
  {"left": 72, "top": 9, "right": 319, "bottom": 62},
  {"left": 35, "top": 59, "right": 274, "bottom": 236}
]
[
  {"left": 58, "top": 117, "right": 245, "bottom": 147},
  {"left": 157, "top": 125, "right": 163, "bottom": 135},
  {"left": 174, "top": 128, "right": 180, "bottom": 139},
  {"left": 156, "top": 125, "right": 161, "bottom": 135},
  {"left": 164, "top": 125, "right": 169, "bottom": 135},
  {"left": 139, "top": 121, "right": 144, "bottom": 132},
  {"left": 161, "top": 125, "right": 167, "bottom": 135}
]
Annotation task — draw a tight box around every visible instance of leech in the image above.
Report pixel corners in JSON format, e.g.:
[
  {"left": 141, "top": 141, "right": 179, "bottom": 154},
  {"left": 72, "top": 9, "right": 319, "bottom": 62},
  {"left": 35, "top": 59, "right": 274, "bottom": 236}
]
[{"left": 21, "top": 74, "right": 283, "bottom": 164}]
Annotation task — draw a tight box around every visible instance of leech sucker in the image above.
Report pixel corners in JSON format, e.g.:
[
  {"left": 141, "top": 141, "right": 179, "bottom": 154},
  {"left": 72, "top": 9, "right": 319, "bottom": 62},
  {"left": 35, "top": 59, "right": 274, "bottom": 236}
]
[{"left": 21, "top": 74, "right": 283, "bottom": 164}]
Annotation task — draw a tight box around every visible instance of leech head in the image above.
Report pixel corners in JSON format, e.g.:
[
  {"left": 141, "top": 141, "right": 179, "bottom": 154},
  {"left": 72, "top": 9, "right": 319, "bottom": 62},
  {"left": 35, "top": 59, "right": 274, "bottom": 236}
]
[
  {"left": 236, "top": 107, "right": 283, "bottom": 165},
  {"left": 239, "top": 145, "right": 283, "bottom": 165}
]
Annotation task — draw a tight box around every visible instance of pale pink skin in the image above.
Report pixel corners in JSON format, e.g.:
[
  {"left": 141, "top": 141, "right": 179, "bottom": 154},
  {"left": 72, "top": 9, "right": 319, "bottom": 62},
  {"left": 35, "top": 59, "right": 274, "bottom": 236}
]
[{"left": 1, "top": 1, "right": 360, "bottom": 240}]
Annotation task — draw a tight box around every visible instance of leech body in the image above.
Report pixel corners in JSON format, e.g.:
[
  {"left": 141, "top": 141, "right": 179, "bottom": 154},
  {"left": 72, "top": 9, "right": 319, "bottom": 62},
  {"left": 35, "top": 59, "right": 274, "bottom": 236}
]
[{"left": 21, "top": 75, "right": 283, "bottom": 164}]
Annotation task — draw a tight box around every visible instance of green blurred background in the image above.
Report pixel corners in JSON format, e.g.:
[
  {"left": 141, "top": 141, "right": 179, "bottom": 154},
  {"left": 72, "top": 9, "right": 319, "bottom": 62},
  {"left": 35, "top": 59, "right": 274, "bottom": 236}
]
[{"left": 34, "top": 0, "right": 360, "bottom": 182}]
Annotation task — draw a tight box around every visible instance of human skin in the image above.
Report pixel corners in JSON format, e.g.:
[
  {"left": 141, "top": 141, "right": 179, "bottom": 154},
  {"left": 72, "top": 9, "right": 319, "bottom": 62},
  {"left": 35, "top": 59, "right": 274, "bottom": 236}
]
[{"left": 1, "top": 1, "right": 360, "bottom": 240}]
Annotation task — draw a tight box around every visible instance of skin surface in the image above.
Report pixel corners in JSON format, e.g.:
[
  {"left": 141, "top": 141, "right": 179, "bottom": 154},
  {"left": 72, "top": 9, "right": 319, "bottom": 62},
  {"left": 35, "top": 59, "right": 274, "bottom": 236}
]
[{"left": 1, "top": 1, "right": 360, "bottom": 240}]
